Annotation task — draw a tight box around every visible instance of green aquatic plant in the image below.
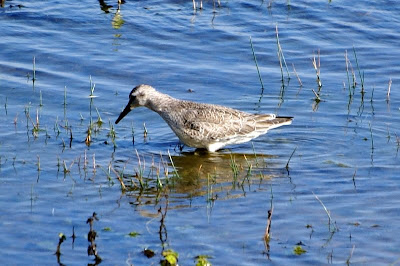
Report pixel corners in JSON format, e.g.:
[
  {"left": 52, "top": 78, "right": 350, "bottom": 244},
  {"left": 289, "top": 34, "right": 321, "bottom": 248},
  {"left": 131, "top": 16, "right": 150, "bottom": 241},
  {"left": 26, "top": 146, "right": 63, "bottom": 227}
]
[
  {"left": 111, "top": 167, "right": 127, "bottom": 191},
  {"left": 293, "top": 245, "right": 306, "bottom": 255},
  {"left": 89, "top": 75, "right": 95, "bottom": 97},
  {"left": 344, "top": 50, "right": 355, "bottom": 96},
  {"left": 249, "top": 36, "right": 264, "bottom": 90},
  {"left": 241, "top": 154, "right": 252, "bottom": 187},
  {"left": 87, "top": 212, "right": 102, "bottom": 263},
  {"left": 107, "top": 120, "right": 117, "bottom": 147},
  {"left": 25, "top": 108, "right": 41, "bottom": 138},
  {"left": 264, "top": 207, "right": 273, "bottom": 243},
  {"left": 85, "top": 125, "right": 92, "bottom": 146},
  {"left": 251, "top": 142, "right": 260, "bottom": 167},
  {"left": 353, "top": 46, "right": 365, "bottom": 91},
  {"left": 275, "top": 24, "right": 290, "bottom": 81},
  {"left": 63, "top": 86, "right": 67, "bottom": 107},
  {"left": 387, "top": 78, "right": 392, "bottom": 102},
  {"left": 161, "top": 249, "right": 179, "bottom": 266},
  {"left": 32, "top": 56, "right": 36, "bottom": 83},
  {"left": 285, "top": 146, "right": 297, "bottom": 172},
  {"left": 4, "top": 96, "right": 7, "bottom": 115},
  {"left": 143, "top": 122, "right": 148, "bottom": 138},
  {"left": 95, "top": 107, "right": 103, "bottom": 127},
  {"left": 39, "top": 90, "right": 43, "bottom": 107},
  {"left": 229, "top": 153, "right": 239, "bottom": 185},
  {"left": 313, "top": 192, "right": 339, "bottom": 233},
  {"left": 143, "top": 248, "right": 155, "bottom": 258},
  {"left": 168, "top": 149, "right": 180, "bottom": 179},
  {"left": 192, "top": 0, "right": 203, "bottom": 11},
  {"left": 153, "top": 155, "right": 164, "bottom": 190},
  {"left": 135, "top": 149, "right": 146, "bottom": 188},
  {"left": 346, "top": 245, "right": 355, "bottom": 265},
  {"left": 131, "top": 121, "right": 135, "bottom": 144},
  {"left": 369, "top": 122, "right": 374, "bottom": 151},
  {"left": 195, "top": 255, "right": 212, "bottom": 266},
  {"left": 127, "top": 231, "right": 140, "bottom": 237},
  {"left": 54, "top": 116, "right": 60, "bottom": 136},
  {"left": 206, "top": 172, "right": 218, "bottom": 203},
  {"left": 292, "top": 63, "right": 302, "bottom": 87},
  {"left": 54, "top": 233, "right": 66, "bottom": 257},
  {"left": 312, "top": 49, "right": 322, "bottom": 88},
  {"left": 36, "top": 155, "right": 41, "bottom": 172}
]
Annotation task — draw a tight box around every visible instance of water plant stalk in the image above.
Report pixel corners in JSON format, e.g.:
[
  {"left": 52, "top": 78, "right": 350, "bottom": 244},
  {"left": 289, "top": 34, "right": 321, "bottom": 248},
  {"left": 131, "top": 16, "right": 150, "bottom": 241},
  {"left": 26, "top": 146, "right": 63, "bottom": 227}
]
[
  {"left": 292, "top": 63, "right": 302, "bottom": 87},
  {"left": 275, "top": 24, "right": 290, "bottom": 81},
  {"left": 312, "top": 192, "right": 338, "bottom": 232},
  {"left": 63, "top": 86, "right": 67, "bottom": 107},
  {"left": 32, "top": 56, "right": 36, "bottom": 83},
  {"left": 135, "top": 149, "right": 145, "bottom": 188},
  {"left": 312, "top": 50, "right": 322, "bottom": 88},
  {"left": 346, "top": 245, "right": 356, "bottom": 265},
  {"left": 4, "top": 96, "right": 7, "bottom": 115},
  {"left": 285, "top": 146, "right": 297, "bottom": 171},
  {"left": 111, "top": 167, "right": 126, "bottom": 191},
  {"left": 229, "top": 153, "right": 239, "bottom": 186},
  {"left": 95, "top": 107, "right": 103, "bottom": 126},
  {"left": 39, "top": 90, "right": 43, "bottom": 107},
  {"left": 369, "top": 122, "right": 374, "bottom": 151},
  {"left": 387, "top": 78, "right": 392, "bottom": 102},
  {"left": 352, "top": 46, "right": 364, "bottom": 91},
  {"left": 249, "top": 36, "right": 264, "bottom": 90},
  {"left": 55, "top": 233, "right": 66, "bottom": 258},
  {"left": 37, "top": 155, "right": 41, "bottom": 172},
  {"left": 143, "top": 122, "right": 148, "bottom": 138},
  {"left": 168, "top": 149, "right": 180, "bottom": 179},
  {"left": 251, "top": 142, "right": 260, "bottom": 167},
  {"left": 345, "top": 50, "right": 352, "bottom": 96},
  {"left": 264, "top": 207, "right": 273, "bottom": 242}
]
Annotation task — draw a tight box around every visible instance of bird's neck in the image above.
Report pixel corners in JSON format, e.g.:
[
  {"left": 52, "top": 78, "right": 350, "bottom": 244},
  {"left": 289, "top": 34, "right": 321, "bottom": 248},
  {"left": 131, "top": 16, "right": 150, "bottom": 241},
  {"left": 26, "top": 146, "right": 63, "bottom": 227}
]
[{"left": 146, "top": 90, "right": 177, "bottom": 113}]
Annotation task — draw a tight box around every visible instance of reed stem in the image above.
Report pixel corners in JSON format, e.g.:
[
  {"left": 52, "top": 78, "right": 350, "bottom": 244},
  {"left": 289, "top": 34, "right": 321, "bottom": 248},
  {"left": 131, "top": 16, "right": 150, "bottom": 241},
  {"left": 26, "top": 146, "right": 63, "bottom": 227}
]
[
  {"left": 352, "top": 46, "right": 364, "bottom": 91},
  {"left": 32, "top": 56, "right": 36, "bottom": 83},
  {"left": 249, "top": 36, "right": 264, "bottom": 90},
  {"left": 387, "top": 78, "right": 392, "bottom": 102},
  {"left": 275, "top": 24, "right": 290, "bottom": 80}
]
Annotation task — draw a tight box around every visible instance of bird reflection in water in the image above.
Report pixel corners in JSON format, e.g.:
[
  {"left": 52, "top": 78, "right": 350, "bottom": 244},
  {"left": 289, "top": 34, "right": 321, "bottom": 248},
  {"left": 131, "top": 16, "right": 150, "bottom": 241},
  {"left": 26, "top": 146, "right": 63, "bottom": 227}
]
[
  {"left": 98, "top": 0, "right": 125, "bottom": 29},
  {"left": 120, "top": 150, "right": 279, "bottom": 211}
]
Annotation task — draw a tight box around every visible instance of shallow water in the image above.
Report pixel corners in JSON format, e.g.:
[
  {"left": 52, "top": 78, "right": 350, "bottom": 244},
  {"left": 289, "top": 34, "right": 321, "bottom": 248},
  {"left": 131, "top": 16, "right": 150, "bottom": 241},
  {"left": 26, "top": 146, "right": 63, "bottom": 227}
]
[{"left": 1, "top": 0, "right": 400, "bottom": 264}]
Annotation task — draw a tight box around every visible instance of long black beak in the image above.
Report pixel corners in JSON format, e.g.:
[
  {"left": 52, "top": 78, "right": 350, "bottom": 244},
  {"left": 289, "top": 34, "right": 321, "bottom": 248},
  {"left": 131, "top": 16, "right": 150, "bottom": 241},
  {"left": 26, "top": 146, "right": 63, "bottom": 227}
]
[{"left": 115, "top": 102, "right": 132, "bottom": 124}]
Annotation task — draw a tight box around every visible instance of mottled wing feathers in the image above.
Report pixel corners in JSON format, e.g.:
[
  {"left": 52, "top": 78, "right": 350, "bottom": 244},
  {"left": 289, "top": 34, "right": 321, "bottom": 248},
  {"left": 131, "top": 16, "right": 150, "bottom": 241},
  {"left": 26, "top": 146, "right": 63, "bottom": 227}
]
[{"left": 174, "top": 101, "right": 291, "bottom": 143}]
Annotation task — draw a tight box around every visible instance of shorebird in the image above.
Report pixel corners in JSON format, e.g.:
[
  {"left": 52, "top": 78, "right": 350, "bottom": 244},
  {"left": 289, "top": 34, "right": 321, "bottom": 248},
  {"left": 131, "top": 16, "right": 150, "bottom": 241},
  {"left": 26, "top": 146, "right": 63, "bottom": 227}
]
[{"left": 115, "top": 84, "right": 292, "bottom": 152}]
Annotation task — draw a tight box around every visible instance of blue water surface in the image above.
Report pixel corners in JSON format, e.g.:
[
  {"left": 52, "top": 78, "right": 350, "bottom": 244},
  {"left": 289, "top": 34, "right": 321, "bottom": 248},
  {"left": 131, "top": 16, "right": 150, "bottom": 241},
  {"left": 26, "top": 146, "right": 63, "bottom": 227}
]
[{"left": 1, "top": 0, "right": 400, "bottom": 264}]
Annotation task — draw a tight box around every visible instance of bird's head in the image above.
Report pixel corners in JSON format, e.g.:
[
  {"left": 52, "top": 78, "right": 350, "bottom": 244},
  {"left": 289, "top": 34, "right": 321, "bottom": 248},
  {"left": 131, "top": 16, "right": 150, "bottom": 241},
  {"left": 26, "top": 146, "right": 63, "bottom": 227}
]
[{"left": 115, "top": 84, "right": 155, "bottom": 124}]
